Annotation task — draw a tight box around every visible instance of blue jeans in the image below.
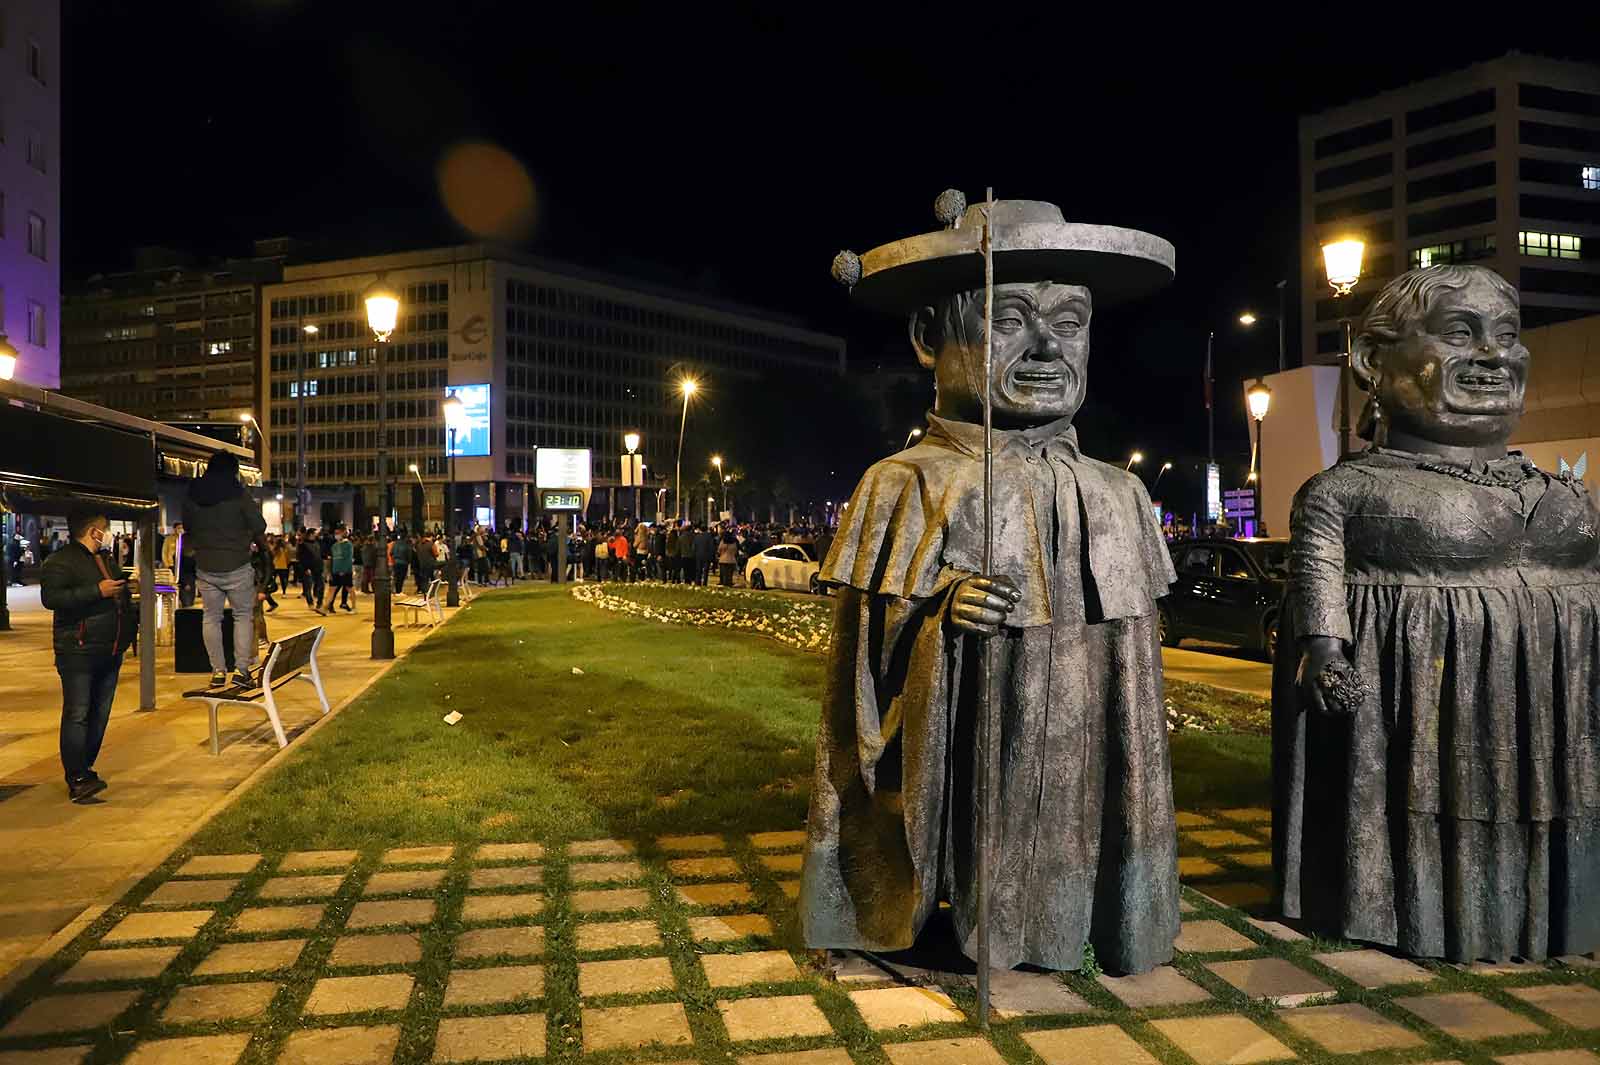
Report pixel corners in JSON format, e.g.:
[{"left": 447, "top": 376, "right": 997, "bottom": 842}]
[
  {"left": 198, "top": 564, "right": 256, "bottom": 674},
  {"left": 58, "top": 656, "right": 120, "bottom": 784}
]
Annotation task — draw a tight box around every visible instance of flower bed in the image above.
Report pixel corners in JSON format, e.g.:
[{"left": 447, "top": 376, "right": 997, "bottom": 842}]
[{"left": 570, "top": 580, "right": 833, "bottom": 653}]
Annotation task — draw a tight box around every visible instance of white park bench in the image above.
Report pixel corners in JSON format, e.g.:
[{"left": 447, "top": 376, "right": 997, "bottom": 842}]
[
  {"left": 397, "top": 576, "right": 444, "bottom": 627},
  {"left": 182, "top": 626, "right": 330, "bottom": 754}
]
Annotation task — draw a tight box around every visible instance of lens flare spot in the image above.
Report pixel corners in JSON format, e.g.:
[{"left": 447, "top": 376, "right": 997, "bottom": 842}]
[{"left": 436, "top": 141, "right": 536, "bottom": 241}]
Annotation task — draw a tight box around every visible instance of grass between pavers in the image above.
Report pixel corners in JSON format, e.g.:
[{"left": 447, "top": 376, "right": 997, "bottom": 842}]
[{"left": 0, "top": 583, "right": 1594, "bottom": 1065}]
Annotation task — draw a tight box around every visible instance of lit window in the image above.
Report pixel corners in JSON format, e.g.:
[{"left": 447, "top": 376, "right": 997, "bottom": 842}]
[
  {"left": 25, "top": 211, "right": 42, "bottom": 259},
  {"left": 208, "top": 340, "right": 232, "bottom": 355},
  {"left": 1585, "top": 166, "right": 1600, "bottom": 190},
  {"left": 27, "top": 299, "right": 44, "bottom": 346},
  {"left": 1522, "top": 230, "right": 1584, "bottom": 259}
]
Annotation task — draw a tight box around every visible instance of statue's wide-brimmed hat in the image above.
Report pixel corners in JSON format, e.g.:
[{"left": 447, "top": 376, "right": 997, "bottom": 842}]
[{"left": 832, "top": 191, "right": 1174, "bottom": 314}]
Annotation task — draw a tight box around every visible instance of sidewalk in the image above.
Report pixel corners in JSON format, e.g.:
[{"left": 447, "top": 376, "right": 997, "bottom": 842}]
[{"left": 0, "top": 581, "right": 464, "bottom": 981}]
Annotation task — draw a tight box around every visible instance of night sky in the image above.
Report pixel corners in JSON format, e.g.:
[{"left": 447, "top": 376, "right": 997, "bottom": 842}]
[{"left": 61, "top": 4, "right": 1600, "bottom": 514}]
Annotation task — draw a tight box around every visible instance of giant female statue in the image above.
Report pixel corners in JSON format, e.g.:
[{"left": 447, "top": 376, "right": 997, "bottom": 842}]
[{"left": 1275, "top": 264, "right": 1600, "bottom": 962}]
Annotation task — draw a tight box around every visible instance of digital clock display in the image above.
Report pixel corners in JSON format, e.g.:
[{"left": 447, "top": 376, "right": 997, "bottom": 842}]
[{"left": 542, "top": 490, "right": 584, "bottom": 511}]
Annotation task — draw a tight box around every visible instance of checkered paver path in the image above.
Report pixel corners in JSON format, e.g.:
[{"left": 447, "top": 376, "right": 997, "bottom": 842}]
[{"left": 0, "top": 810, "right": 1595, "bottom": 1063}]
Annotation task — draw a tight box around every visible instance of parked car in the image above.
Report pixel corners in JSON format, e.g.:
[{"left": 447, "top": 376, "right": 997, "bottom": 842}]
[
  {"left": 1160, "top": 537, "right": 1288, "bottom": 659},
  {"left": 745, "top": 543, "right": 822, "bottom": 593}
]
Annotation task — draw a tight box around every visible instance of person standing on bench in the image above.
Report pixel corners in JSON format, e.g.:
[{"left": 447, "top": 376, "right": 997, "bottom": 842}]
[{"left": 183, "top": 450, "right": 267, "bottom": 689}]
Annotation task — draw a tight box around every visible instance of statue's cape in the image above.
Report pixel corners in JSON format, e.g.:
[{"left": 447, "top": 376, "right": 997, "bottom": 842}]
[{"left": 820, "top": 414, "right": 1175, "bottom": 623}]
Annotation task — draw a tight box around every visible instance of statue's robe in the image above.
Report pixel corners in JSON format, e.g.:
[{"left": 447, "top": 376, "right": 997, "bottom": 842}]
[{"left": 800, "top": 413, "right": 1180, "bottom": 973}]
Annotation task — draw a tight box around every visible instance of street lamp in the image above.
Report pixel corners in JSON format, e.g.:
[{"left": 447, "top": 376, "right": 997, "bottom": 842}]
[
  {"left": 1126, "top": 450, "right": 1144, "bottom": 472},
  {"left": 365, "top": 278, "right": 401, "bottom": 662},
  {"left": 1247, "top": 378, "right": 1273, "bottom": 535},
  {"left": 903, "top": 427, "right": 923, "bottom": 450},
  {"left": 1153, "top": 461, "right": 1174, "bottom": 489},
  {"left": 408, "top": 463, "right": 427, "bottom": 528},
  {"left": 1236, "top": 278, "right": 1288, "bottom": 372},
  {"left": 0, "top": 335, "right": 18, "bottom": 381},
  {"left": 1322, "top": 236, "right": 1366, "bottom": 457},
  {"left": 442, "top": 391, "right": 466, "bottom": 607},
  {"left": 674, "top": 377, "right": 698, "bottom": 521},
  {"left": 711, "top": 455, "right": 725, "bottom": 516},
  {"left": 623, "top": 431, "right": 642, "bottom": 519}
]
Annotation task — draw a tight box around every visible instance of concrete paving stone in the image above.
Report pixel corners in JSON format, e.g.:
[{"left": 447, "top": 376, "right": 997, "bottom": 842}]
[
  {"left": 1559, "top": 954, "right": 1599, "bottom": 969},
  {"left": 1456, "top": 958, "right": 1546, "bottom": 976},
  {"left": 881, "top": 1039, "right": 1006, "bottom": 1065},
  {"left": 1507, "top": 983, "right": 1600, "bottom": 1028},
  {"left": 327, "top": 933, "right": 422, "bottom": 968},
  {"left": 1312, "top": 948, "right": 1436, "bottom": 988},
  {"left": 1175, "top": 811, "right": 1215, "bottom": 827},
  {"left": 1205, "top": 957, "right": 1337, "bottom": 1006},
  {"left": 380, "top": 845, "right": 453, "bottom": 865},
  {"left": 1175, "top": 920, "right": 1258, "bottom": 953},
  {"left": 228, "top": 904, "right": 324, "bottom": 934},
  {"left": 760, "top": 853, "right": 803, "bottom": 874},
  {"left": 1196, "top": 882, "right": 1273, "bottom": 910},
  {"left": 1218, "top": 807, "right": 1272, "bottom": 823},
  {"left": 581, "top": 1001, "right": 693, "bottom": 1052},
  {"left": 60, "top": 945, "right": 183, "bottom": 983},
  {"left": 1023, "top": 1024, "right": 1161, "bottom": 1065},
  {"left": 986, "top": 968, "right": 1093, "bottom": 1018},
  {"left": 466, "top": 866, "right": 543, "bottom": 891},
  {"left": 1496, "top": 1053, "right": 1600, "bottom": 1065},
  {"left": 0, "top": 1048, "right": 93, "bottom": 1065},
  {"left": 736, "top": 1051, "right": 853, "bottom": 1065},
  {"left": 579, "top": 956, "right": 676, "bottom": 996},
  {"left": 102, "top": 910, "right": 212, "bottom": 944},
  {"left": 123, "top": 1034, "right": 251, "bottom": 1065},
  {"left": 362, "top": 869, "right": 446, "bottom": 896},
  {"left": 847, "top": 986, "right": 963, "bottom": 1029},
  {"left": 257, "top": 874, "right": 345, "bottom": 900},
  {"left": 1149, "top": 1014, "right": 1297, "bottom": 1065},
  {"left": 567, "top": 839, "right": 634, "bottom": 858},
  {"left": 1397, "top": 991, "right": 1547, "bottom": 1040},
  {"left": 0, "top": 990, "right": 141, "bottom": 1036},
  {"left": 455, "top": 926, "right": 544, "bottom": 960},
  {"left": 144, "top": 879, "right": 239, "bottom": 907},
  {"left": 719, "top": 995, "right": 833, "bottom": 1041},
  {"left": 192, "top": 939, "right": 306, "bottom": 976},
  {"left": 1098, "top": 966, "right": 1214, "bottom": 1007},
  {"left": 688, "top": 914, "right": 773, "bottom": 942},
  {"left": 1179, "top": 856, "right": 1225, "bottom": 878},
  {"left": 1229, "top": 851, "right": 1274, "bottom": 869},
  {"left": 346, "top": 899, "right": 436, "bottom": 929},
  {"left": 1246, "top": 918, "right": 1308, "bottom": 943},
  {"left": 676, "top": 882, "right": 755, "bottom": 907},
  {"left": 278, "top": 849, "right": 359, "bottom": 872},
  {"left": 433, "top": 1013, "right": 546, "bottom": 1062},
  {"left": 159, "top": 980, "right": 279, "bottom": 1023},
  {"left": 1185, "top": 830, "right": 1262, "bottom": 849},
  {"left": 572, "top": 888, "right": 652, "bottom": 913},
  {"left": 779, "top": 880, "right": 800, "bottom": 899},
  {"left": 442, "top": 965, "right": 544, "bottom": 1007},
  {"left": 749, "top": 831, "right": 807, "bottom": 851},
  {"left": 303, "top": 973, "right": 415, "bottom": 1015},
  {"left": 473, "top": 842, "right": 544, "bottom": 862},
  {"left": 278, "top": 1024, "right": 401, "bottom": 1065},
  {"left": 569, "top": 859, "right": 645, "bottom": 884},
  {"left": 1281, "top": 1002, "right": 1427, "bottom": 1053},
  {"left": 461, "top": 893, "right": 544, "bottom": 923},
  {"left": 576, "top": 919, "right": 662, "bottom": 951},
  {"left": 656, "top": 833, "right": 725, "bottom": 853},
  {"left": 828, "top": 952, "right": 943, "bottom": 985},
  {"left": 703, "top": 950, "right": 804, "bottom": 987},
  {"left": 668, "top": 856, "right": 742, "bottom": 879},
  {"left": 174, "top": 854, "right": 261, "bottom": 877}
]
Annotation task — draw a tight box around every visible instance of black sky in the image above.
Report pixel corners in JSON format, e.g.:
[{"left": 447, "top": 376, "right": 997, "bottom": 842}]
[{"left": 61, "top": 3, "right": 1600, "bottom": 511}]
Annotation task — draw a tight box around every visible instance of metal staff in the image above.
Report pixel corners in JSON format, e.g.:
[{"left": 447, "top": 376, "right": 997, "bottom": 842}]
[{"left": 975, "top": 186, "right": 998, "bottom": 1029}]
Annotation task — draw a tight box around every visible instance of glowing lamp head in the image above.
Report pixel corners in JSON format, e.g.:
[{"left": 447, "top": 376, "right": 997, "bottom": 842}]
[
  {"left": 679, "top": 378, "right": 698, "bottom": 397},
  {"left": 239, "top": 412, "right": 252, "bottom": 422},
  {"left": 0, "top": 335, "right": 18, "bottom": 381},
  {"left": 303, "top": 323, "right": 318, "bottom": 336},
  {"left": 1130, "top": 451, "right": 1144, "bottom": 465},
  {"left": 1162, "top": 462, "right": 1173, "bottom": 471},
  {"left": 1247, "top": 379, "right": 1273, "bottom": 422},
  {"left": 1322, "top": 238, "right": 1366, "bottom": 295},
  {"left": 442, "top": 393, "right": 467, "bottom": 429},
  {"left": 364, "top": 278, "right": 401, "bottom": 341},
  {"left": 1248, "top": 471, "right": 1259, "bottom": 483},
  {"left": 623, "top": 432, "right": 640, "bottom": 454},
  {"left": 1238, "top": 312, "right": 1258, "bottom": 326},
  {"left": 910, "top": 428, "right": 923, "bottom": 437},
  {"left": 408, "top": 463, "right": 419, "bottom": 473},
  {"left": 711, "top": 455, "right": 722, "bottom": 469}
]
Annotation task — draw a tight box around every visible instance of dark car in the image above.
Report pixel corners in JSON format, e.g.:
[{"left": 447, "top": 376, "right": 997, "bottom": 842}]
[{"left": 1160, "top": 537, "right": 1288, "bottom": 659}]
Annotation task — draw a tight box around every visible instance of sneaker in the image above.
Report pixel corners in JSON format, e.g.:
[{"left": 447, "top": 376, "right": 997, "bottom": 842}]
[
  {"left": 266, "top": 603, "right": 278, "bottom": 613},
  {"left": 209, "top": 671, "right": 227, "bottom": 688},
  {"left": 341, "top": 604, "right": 353, "bottom": 612},
  {"left": 68, "top": 776, "right": 107, "bottom": 803},
  {"left": 230, "top": 669, "right": 255, "bottom": 688}
]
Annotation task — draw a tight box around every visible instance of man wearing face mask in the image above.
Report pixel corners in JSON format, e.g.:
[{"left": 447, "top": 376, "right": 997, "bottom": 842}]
[
  {"left": 41, "top": 505, "right": 129, "bottom": 803},
  {"left": 801, "top": 193, "right": 1180, "bottom": 975}
]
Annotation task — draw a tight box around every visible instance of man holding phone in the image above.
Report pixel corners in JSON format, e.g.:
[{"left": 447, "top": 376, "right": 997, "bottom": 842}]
[{"left": 41, "top": 504, "right": 130, "bottom": 803}]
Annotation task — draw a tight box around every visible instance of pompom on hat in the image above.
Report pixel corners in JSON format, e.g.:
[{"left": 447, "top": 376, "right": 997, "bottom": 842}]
[{"left": 833, "top": 189, "right": 1175, "bottom": 314}]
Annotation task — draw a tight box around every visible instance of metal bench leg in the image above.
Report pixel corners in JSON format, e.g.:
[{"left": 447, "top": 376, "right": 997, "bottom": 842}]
[
  {"left": 261, "top": 687, "right": 289, "bottom": 748},
  {"left": 208, "top": 700, "right": 221, "bottom": 755}
]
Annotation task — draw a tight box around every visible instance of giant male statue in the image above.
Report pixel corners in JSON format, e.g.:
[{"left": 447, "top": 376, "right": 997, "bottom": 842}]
[{"left": 800, "top": 192, "right": 1180, "bottom": 974}]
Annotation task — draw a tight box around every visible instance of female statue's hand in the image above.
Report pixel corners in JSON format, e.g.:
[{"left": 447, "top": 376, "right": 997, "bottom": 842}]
[
  {"left": 1296, "top": 636, "right": 1350, "bottom": 717},
  {"left": 950, "top": 575, "right": 1022, "bottom": 638}
]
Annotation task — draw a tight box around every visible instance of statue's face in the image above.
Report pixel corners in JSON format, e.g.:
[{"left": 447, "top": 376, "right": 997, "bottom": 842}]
[
  {"left": 1372, "top": 274, "right": 1527, "bottom": 446},
  {"left": 917, "top": 281, "right": 1091, "bottom": 427}
]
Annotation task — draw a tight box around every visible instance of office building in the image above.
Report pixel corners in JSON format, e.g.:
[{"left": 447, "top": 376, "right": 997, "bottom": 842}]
[
  {"left": 0, "top": 1, "right": 58, "bottom": 387},
  {"left": 261, "top": 245, "right": 846, "bottom": 529},
  {"left": 60, "top": 244, "right": 286, "bottom": 424},
  {"left": 1300, "top": 53, "right": 1600, "bottom": 363}
]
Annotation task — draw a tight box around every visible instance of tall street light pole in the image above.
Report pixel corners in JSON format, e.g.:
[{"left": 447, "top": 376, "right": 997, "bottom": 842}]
[
  {"left": 1125, "top": 450, "right": 1144, "bottom": 472},
  {"left": 365, "top": 278, "right": 400, "bottom": 661},
  {"left": 1322, "top": 238, "right": 1367, "bottom": 459},
  {"left": 295, "top": 321, "right": 317, "bottom": 530},
  {"left": 902, "top": 427, "right": 923, "bottom": 450},
  {"left": 1247, "top": 379, "right": 1273, "bottom": 535},
  {"left": 623, "top": 432, "right": 641, "bottom": 518},
  {"left": 443, "top": 392, "right": 464, "bottom": 608},
  {"left": 711, "top": 454, "right": 723, "bottom": 516},
  {"left": 674, "top": 377, "right": 697, "bottom": 521}
]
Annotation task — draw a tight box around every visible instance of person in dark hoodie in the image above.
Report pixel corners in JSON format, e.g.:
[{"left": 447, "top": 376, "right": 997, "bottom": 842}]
[{"left": 182, "top": 451, "right": 267, "bottom": 689}]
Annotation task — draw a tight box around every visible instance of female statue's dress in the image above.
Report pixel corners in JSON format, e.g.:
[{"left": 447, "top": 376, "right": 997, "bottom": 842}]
[{"left": 1274, "top": 446, "right": 1600, "bottom": 962}]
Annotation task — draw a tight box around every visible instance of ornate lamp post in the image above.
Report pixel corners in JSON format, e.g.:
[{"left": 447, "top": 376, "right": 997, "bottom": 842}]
[
  {"left": 1322, "top": 237, "right": 1366, "bottom": 458},
  {"left": 365, "top": 278, "right": 400, "bottom": 660},
  {"left": 674, "top": 377, "right": 697, "bottom": 520},
  {"left": 623, "top": 431, "right": 641, "bottom": 518},
  {"left": 1247, "top": 378, "right": 1273, "bottom": 535},
  {"left": 442, "top": 391, "right": 465, "bottom": 607}
]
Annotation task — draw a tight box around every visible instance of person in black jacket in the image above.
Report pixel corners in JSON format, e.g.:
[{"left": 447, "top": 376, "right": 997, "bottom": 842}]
[
  {"left": 41, "top": 505, "right": 127, "bottom": 803},
  {"left": 183, "top": 452, "right": 268, "bottom": 688}
]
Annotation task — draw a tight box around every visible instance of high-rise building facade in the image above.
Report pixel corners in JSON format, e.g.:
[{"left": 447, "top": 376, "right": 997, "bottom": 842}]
[
  {"left": 261, "top": 245, "right": 845, "bottom": 529},
  {"left": 0, "top": 1, "right": 58, "bottom": 387},
  {"left": 60, "top": 247, "right": 283, "bottom": 423},
  {"left": 1299, "top": 53, "right": 1600, "bottom": 363}
]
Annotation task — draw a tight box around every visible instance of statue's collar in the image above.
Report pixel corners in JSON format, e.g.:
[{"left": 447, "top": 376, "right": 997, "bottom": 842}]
[{"left": 924, "top": 412, "right": 1080, "bottom": 458}]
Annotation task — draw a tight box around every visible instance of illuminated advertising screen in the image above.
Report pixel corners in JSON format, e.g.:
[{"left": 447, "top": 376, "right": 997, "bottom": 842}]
[
  {"left": 445, "top": 384, "right": 491, "bottom": 457},
  {"left": 1205, "top": 462, "right": 1221, "bottom": 522}
]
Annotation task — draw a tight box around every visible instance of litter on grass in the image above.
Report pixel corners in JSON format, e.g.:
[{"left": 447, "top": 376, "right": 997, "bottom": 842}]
[{"left": 442, "top": 710, "right": 463, "bottom": 725}]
